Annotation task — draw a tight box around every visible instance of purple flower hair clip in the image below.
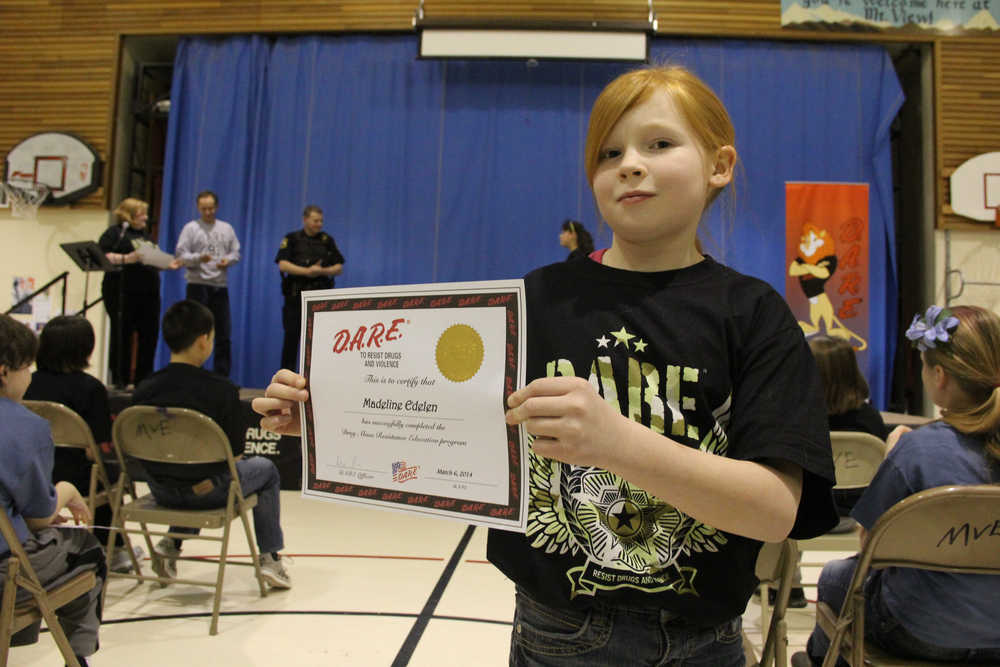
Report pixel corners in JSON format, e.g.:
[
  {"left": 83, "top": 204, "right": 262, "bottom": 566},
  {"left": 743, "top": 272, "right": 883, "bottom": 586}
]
[{"left": 905, "top": 305, "right": 960, "bottom": 352}]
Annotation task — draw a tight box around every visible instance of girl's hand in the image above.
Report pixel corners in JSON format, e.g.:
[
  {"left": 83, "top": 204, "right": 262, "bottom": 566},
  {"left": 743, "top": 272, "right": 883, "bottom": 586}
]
[
  {"left": 886, "top": 425, "right": 911, "bottom": 452},
  {"left": 252, "top": 369, "right": 309, "bottom": 436},
  {"left": 66, "top": 490, "right": 92, "bottom": 526},
  {"left": 505, "top": 376, "right": 626, "bottom": 469},
  {"left": 167, "top": 258, "right": 182, "bottom": 270}
]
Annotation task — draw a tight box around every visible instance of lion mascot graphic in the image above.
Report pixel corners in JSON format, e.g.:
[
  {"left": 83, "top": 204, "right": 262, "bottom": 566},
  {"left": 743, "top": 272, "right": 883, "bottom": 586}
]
[{"left": 788, "top": 222, "right": 867, "bottom": 350}]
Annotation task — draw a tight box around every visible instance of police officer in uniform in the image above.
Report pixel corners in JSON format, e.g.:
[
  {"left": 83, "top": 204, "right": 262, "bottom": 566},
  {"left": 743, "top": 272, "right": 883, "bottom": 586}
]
[{"left": 275, "top": 205, "right": 345, "bottom": 370}]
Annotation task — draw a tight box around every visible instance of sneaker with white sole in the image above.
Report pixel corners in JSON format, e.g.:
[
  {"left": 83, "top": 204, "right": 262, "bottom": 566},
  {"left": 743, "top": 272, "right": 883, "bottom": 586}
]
[
  {"left": 259, "top": 553, "right": 292, "bottom": 589},
  {"left": 152, "top": 537, "right": 179, "bottom": 580},
  {"left": 109, "top": 545, "right": 145, "bottom": 574}
]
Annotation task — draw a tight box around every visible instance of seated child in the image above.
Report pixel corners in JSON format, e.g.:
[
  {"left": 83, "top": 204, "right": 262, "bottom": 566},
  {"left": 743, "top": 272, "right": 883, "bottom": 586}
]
[
  {"left": 809, "top": 334, "right": 889, "bottom": 522},
  {"left": 131, "top": 300, "right": 291, "bottom": 589},
  {"left": 796, "top": 305, "right": 1000, "bottom": 666},
  {"left": 808, "top": 335, "right": 888, "bottom": 441},
  {"left": 0, "top": 314, "right": 104, "bottom": 667},
  {"left": 23, "top": 314, "right": 140, "bottom": 572}
]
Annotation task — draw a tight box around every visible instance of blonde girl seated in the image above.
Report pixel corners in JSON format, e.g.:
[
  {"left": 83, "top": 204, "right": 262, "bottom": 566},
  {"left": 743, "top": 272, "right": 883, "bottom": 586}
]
[{"left": 798, "top": 305, "right": 1000, "bottom": 666}]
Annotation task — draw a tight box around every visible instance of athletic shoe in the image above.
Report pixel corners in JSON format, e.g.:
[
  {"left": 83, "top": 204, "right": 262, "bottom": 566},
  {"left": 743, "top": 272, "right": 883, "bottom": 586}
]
[
  {"left": 791, "top": 650, "right": 818, "bottom": 667},
  {"left": 109, "top": 545, "right": 145, "bottom": 574},
  {"left": 152, "top": 537, "right": 179, "bottom": 580},
  {"left": 259, "top": 553, "right": 292, "bottom": 589}
]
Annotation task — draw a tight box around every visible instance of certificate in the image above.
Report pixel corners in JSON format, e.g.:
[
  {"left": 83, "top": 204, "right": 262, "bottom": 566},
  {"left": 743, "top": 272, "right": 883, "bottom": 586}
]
[
  {"left": 300, "top": 280, "right": 528, "bottom": 532},
  {"left": 135, "top": 242, "right": 175, "bottom": 269}
]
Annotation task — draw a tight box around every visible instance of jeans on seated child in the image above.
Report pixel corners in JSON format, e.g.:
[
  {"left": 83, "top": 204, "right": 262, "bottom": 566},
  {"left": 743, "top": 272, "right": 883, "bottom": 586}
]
[
  {"left": 806, "top": 555, "right": 1000, "bottom": 666},
  {"left": 146, "top": 456, "right": 284, "bottom": 555}
]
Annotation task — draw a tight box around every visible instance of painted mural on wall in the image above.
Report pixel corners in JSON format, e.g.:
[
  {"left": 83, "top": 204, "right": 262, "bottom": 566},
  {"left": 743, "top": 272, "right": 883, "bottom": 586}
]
[
  {"left": 781, "top": 0, "right": 999, "bottom": 31},
  {"left": 785, "top": 183, "right": 870, "bottom": 353}
]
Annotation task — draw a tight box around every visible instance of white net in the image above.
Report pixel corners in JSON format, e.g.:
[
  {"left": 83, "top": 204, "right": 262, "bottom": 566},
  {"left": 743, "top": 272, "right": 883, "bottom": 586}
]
[{"left": 2, "top": 181, "right": 50, "bottom": 219}]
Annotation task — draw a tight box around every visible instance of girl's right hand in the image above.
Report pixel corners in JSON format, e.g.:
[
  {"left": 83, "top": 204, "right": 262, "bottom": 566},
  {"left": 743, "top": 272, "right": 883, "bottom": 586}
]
[{"left": 252, "top": 369, "right": 309, "bottom": 436}]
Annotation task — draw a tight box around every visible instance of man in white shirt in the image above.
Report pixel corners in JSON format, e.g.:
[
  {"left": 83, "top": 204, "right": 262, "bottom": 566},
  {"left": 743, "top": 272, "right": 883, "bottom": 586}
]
[{"left": 174, "top": 190, "right": 240, "bottom": 377}]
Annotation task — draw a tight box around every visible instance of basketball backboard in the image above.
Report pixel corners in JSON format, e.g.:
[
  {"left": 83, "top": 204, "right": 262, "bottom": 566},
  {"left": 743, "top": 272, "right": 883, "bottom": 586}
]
[
  {"left": 4, "top": 131, "right": 102, "bottom": 204},
  {"left": 951, "top": 151, "right": 1000, "bottom": 226}
]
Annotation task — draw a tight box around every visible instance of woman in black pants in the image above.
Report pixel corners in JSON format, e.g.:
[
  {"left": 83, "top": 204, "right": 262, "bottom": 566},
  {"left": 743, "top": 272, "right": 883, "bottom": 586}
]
[{"left": 98, "top": 197, "right": 178, "bottom": 387}]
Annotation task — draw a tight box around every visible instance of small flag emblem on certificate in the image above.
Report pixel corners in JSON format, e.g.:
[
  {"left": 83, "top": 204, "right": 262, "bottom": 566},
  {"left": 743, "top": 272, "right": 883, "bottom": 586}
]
[{"left": 392, "top": 461, "right": 419, "bottom": 483}]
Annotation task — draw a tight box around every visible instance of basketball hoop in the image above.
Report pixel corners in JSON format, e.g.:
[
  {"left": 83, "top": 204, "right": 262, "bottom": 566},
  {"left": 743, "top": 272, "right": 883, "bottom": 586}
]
[{"left": 2, "top": 181, "right": 49, "bottom": 220}]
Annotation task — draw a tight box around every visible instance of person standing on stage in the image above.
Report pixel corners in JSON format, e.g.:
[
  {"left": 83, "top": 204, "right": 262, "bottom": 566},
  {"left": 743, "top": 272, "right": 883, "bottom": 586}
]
[
  {"left": 98, "top": 197, "right": 180, "bottom": 388},
  {"left": 175, "top": 190, "right": 240, "bottom": 377},
  {"left": 275, "top": 204, "right": 344, "bottom": 370}
]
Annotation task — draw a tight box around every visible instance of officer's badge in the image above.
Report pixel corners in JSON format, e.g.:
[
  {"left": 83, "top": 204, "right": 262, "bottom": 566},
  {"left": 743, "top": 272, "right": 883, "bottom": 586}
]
[{"left": 280, "top": 238, "right": 288, "bottom": 248}]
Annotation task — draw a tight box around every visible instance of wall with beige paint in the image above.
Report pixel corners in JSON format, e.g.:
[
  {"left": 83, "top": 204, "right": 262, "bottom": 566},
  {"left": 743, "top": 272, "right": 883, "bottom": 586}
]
[{"left": 2, "top": 206, "right": 112, "bottom": 382}]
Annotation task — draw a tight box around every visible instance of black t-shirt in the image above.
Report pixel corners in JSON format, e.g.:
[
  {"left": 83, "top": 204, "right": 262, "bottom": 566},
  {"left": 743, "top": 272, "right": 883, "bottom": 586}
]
[
  {"left": 131, "top": 363, "right": 243, "bottom": 484},
  {"left": 829, "top": 402, "right": 888, "bottom": 441},
  {"left": 98, "top": 224, "right": 160, "bottom": 295},
  {"left": 793, "top": 254, "right": 837, "bottom": 300},
  {"left": 24, "top": 369, "right": 113, "bottom": 487},
  {"left": 486, "top": 256, "right": 837, "bottom": 626},
  {"left": 275, "top": 229, "right": 345, "bottom": 297}
]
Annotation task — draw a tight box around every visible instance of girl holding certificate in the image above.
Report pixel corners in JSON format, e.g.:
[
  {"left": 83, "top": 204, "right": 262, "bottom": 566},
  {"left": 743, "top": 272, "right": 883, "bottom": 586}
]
[{"left": 254, "top": 65, "right": 837, "bottom": 665}]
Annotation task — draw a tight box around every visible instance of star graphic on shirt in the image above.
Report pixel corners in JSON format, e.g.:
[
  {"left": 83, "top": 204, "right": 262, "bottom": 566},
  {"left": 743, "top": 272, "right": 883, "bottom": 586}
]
[
  {"left": 611, "top": 327, "right": 635, "bottom": 348},
  {"left": 633, "top": 339, "right": 648, "bottom": 353},
  {"left": 596, "top": 335, "right": 610, "bottom": 348}
]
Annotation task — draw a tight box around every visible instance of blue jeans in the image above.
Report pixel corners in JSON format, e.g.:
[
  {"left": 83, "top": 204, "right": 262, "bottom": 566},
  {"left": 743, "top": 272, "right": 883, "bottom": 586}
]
[
  {"left": 509, "top": 587, "right": 745, "bottom": 666},
  {"left": 147, "top": 457, "right": 284, "bottom": 554},
  {"left": 186, "top": 283, "right": 231, "bottom": 377},
  {"left": 806, "top": 556, "right": 1000, "bottom": 665}
]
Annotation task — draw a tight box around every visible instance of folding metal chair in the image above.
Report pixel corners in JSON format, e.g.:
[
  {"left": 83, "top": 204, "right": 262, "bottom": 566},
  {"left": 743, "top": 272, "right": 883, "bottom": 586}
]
[
  {"left": 0, "top": 512, "right": 97, "bottom": 667},
  {"left": 106, "top": 405, "right": 266, "bottom": 635},
  {"left": 744, "top": 539, "right": 797, "bottom": 667},
  {"left": 21, "top": 400, "right": 146, "bottom": 574},
  {"left": 799, "top": 431, "right": 888, "bottom": 553},
  {"left": 817, "top": 484, "right": 1000, "bottom": 667}
]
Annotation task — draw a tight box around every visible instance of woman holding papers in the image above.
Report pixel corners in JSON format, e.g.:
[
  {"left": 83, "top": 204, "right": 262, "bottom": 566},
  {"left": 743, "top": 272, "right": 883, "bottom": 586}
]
[{"left": 98, "top": 197, "right": 179, "bottom": 388}]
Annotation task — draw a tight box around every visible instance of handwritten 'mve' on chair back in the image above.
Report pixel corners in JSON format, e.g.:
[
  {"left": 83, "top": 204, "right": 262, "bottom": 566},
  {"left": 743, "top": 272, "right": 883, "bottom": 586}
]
[
  {"left": 112, "top": 406, "right": 237, "bottom": 474},
  {"left": 818, "top": 484, "right": 1000, "bottom": 667},
  {"left": 830, "top": 431, "right": 887, "bottom": 490}
]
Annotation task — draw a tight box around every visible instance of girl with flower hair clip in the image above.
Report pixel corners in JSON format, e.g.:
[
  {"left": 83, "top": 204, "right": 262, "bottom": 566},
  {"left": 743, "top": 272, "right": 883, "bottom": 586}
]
[{"left": 797, "top": 304, "right": 1000, "bottom": 666}]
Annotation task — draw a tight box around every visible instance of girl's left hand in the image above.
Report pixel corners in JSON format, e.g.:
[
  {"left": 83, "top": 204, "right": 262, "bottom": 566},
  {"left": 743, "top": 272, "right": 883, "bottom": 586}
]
[
  {"left": 65, "top": 495, "right": 92, "bottom": 526},
  {"left": 505, "top": 376, "right": 626, "bottom": 468},
  {"left": 886, "top": 425, "right": 911, "bottom": 452}
]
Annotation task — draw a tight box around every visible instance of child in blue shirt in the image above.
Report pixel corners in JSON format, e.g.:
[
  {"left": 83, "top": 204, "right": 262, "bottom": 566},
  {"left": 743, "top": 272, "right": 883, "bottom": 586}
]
[{"left": 0, "top": 314, "right": 104, "bottom": 666}]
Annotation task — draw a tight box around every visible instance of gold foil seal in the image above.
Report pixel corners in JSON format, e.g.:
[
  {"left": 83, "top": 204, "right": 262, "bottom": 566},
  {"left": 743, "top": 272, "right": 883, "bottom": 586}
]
[{"left": 435, "top": 324, "right": 484, "bottom": 382}]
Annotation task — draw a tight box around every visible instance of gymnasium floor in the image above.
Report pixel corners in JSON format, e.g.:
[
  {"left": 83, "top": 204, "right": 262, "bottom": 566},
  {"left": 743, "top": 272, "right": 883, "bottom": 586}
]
[{"left": 10, "top": 490, "right": 852, "bottom": 666}]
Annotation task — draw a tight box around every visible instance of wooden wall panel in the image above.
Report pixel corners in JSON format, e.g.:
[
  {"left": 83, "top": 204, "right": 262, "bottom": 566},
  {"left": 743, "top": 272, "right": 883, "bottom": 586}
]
[
  {"left": 0, "top": 0, "right": 996, "bottom": 222},
  {"left": 938, "top": 40, "right": 1000, "bottom": 230}
]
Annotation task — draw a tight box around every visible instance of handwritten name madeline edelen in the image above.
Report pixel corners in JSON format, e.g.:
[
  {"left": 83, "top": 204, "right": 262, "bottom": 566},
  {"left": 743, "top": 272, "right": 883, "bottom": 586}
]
[{"left": 362, "top": 397, "right": 439, "bottom": 413}]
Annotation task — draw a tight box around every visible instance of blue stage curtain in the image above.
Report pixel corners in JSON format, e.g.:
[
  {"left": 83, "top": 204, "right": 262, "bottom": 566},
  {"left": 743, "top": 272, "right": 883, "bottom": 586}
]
[{"left": 159, "top": 36, "right": 901, "bottom": 407}]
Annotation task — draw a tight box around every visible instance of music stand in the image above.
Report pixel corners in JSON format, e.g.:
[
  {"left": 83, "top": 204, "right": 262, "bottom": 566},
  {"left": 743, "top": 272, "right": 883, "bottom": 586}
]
[{"left": 60, "top": 241, "right": 116, "bottom": 312}]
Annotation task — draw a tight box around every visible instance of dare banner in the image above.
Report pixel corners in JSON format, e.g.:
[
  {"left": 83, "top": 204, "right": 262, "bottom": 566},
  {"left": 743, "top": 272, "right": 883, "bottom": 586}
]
[{"left": 785, "top": 182, "right": 870, "bottom": 354}]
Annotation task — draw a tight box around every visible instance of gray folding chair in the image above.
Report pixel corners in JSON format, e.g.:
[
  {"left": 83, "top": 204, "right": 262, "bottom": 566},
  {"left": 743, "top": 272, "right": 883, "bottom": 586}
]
[
  {"left": 0, "top": 511, "right": 97, "bottom": 667},
  {"left": 744, "top": 539, "right": 797, "bottom": 667},
  {"left": 817, "top": 484, "right": 1000, "bottom": 667},
  {"left": 22, "top": 400, "right": 145, "bottom": 574},
  {"left": 800, "top": 431, "right": 887, "bottom": 554},
  {"left": 106, "top": 405, "right": 266, "bottom": 635}
]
